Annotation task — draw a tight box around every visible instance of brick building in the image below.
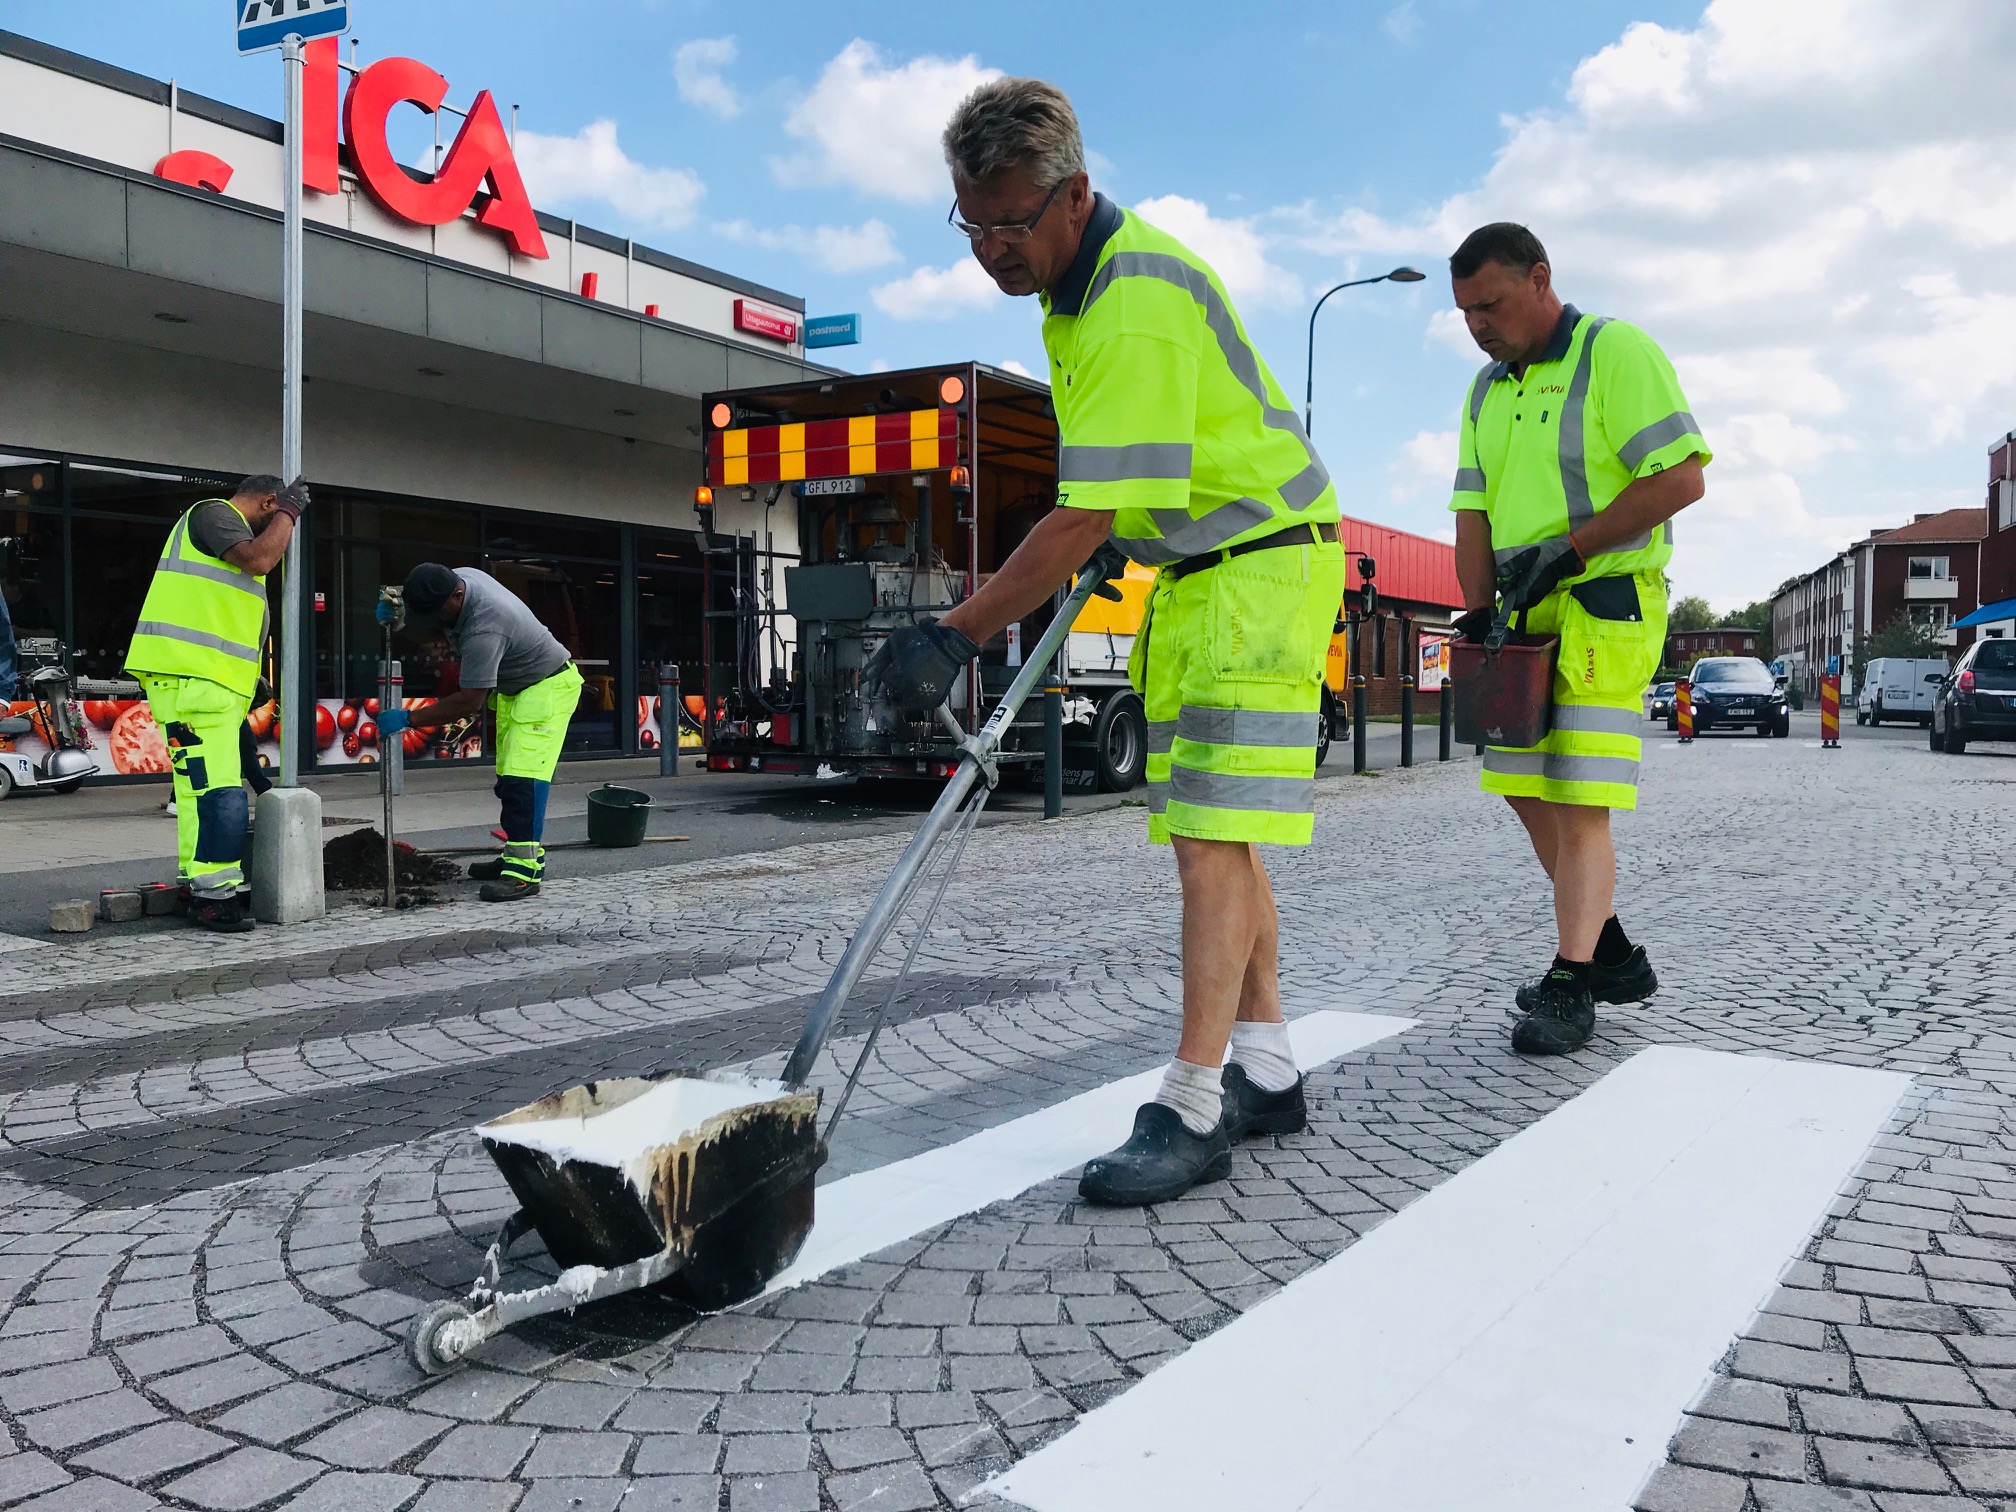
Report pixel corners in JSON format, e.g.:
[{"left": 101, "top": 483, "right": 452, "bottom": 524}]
[
  {"left": 1667, "top": 626, "right": 1761, "bottom": 668},
  {"left": 1964, "top": 433, "right": 2016, "bottom": 638}
]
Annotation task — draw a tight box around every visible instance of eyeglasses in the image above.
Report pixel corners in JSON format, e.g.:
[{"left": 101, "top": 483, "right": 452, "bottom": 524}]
[{"left": 947, "top": 179, "right": 1066, "bottom": 243}]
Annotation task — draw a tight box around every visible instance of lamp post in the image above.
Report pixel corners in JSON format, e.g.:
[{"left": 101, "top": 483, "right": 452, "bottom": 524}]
[{"left": 1304, "top": 266, "right": 1426, "bottom": 435}]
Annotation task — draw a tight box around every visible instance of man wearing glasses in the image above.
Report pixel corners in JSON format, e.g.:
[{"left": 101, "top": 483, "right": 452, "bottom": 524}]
[{"left": 871, "top": 78, "right": 1345, "bottom": 1206}]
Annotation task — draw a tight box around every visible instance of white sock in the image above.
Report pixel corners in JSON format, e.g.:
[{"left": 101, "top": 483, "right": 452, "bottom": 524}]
[
  {"left": 1155, "top": 1058, "right": 1224, "bottom": 1137},
  {"left": 1229, "top": 1020, "right": 1299, "bottom": 1093}
]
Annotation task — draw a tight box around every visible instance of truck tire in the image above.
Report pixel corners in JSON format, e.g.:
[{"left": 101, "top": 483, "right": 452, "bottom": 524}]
[
  {"left": 1316, "top": 687, "right": 1336, "bottom": 768},
  {"left": 1093, "top": 692, "right": 1147, "bottom": 793}
]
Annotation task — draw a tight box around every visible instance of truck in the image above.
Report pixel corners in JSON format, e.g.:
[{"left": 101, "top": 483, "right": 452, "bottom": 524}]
[
  {"left": 691, "top": 362, "right": 1345, "bottom": 789},
  {"left": 1856, "top": 656, "right": 1948, "bottom": 727}
]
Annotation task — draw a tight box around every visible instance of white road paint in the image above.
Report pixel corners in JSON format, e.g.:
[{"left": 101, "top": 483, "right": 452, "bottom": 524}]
[
  {"left": 768, "top": 1010, "right": 1413, "bottom": 1295},
  {"left": 987, "top": 1045, "right": 1911, "bottom": 1512},
  {"left": 479, "top": 1075, "right": 790, "bottom": 1167}
]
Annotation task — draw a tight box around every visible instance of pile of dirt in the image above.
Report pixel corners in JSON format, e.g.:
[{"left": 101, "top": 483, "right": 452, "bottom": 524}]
[{"left": 323, "top": 827, "right": 460, "bottom": 898}]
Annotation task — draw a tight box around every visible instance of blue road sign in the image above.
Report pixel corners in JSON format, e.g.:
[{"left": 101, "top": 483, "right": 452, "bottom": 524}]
[
  {"left": 238, "top": 0, "right": 350, "bottom": 55},
  {"left": 1827, "top": 653, "right": 1840, "bottom": 676},
  {"left": 804, "top": 313, "right": 862, "bottom": 349}
]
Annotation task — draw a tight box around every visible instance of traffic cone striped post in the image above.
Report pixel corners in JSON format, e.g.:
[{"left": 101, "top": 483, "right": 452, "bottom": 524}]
[
  {"left": 1821, "top": 674, "right": 1841, "bottom": 749},
  {"left": 1676, "top": 679, "right": 1694, "bottom": 744}
]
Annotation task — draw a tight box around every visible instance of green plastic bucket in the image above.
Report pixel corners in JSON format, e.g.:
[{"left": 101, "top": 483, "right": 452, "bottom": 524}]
[{"left": 586, "top": 783, "right": 652, "bottom": 848}]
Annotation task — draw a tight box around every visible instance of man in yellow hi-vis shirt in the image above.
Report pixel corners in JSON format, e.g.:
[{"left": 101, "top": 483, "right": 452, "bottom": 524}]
[
  {"left": 871, "top": 77, "right": 1344, "bottom": 1206},
  {"left": 1447, "top": 223, "right": 1709, "bottom": 1055}
]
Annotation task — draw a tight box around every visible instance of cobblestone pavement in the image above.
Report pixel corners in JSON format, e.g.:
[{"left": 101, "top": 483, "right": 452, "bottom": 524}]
[{"left": 0, "top": 722, "right": 2011, "bottom": 1510}]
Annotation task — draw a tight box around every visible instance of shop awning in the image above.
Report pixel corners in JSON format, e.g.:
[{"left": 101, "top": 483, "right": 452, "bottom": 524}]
[{"left": 1955, "top": 596, "right": 2016, "bottom": 628}]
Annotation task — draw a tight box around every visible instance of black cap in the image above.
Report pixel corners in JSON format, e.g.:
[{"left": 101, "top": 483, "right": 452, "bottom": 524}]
[{"left": 402, "top": 563, "right": 460, "bottom": 624}]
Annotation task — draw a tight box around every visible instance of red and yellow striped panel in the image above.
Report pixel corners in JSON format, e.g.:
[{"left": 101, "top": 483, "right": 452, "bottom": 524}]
[{"left": 707, "top": 409, "right": 956, "bottom": 487}]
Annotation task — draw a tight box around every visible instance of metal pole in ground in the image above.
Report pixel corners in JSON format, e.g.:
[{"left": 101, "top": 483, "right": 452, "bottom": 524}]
[
  {"left": 279, "top": 34, "right": 304, "bottom": 789},
  {"left": 1400, "top": 676, "right": 1415, "bottom": 767},
  {"left": 1439, "top": 678, "right": 1453, "bottom": 761},
  {"left": 1352, "top": 675, "right": 1368, "bottom": 774},
  {"left": 1043, "top": 687, "right": 1064, "bottom": 819},
  {"left": 658, "top": 663, "right": 679, "bottom": 778},
  {"left": 387, "top": 660, "right": 405, "bottom": 797},
  {"left": 380, "top": 651, "right": 396, "bottom": 909}
]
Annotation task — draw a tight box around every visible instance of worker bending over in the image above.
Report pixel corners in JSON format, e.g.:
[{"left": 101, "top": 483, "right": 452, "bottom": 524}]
[
  {"left": 381, "top": 564, "right": 583, "bottom": 902},
  {"left": 1447, "top": 223, "right": 1710, "bottom": 1053},
  {"left": 127, "top": 473, "right": 306, "bottom": 933},
  {"left": 874, "top": 78, "right": 1345, "bottom": 1206}
]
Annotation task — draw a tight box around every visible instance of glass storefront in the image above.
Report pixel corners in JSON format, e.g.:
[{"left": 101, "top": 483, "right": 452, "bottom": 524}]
[{"left": 1, "top": 443, "right": 705, "bottom": 777}]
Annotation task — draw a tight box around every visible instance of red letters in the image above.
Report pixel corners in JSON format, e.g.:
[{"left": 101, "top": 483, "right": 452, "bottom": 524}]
[
  {"left": 154, "top": 150, "right": 234, "bottom": 194},
  {"left": 303, "top": 37, "right": 340, "bottom": 194}
]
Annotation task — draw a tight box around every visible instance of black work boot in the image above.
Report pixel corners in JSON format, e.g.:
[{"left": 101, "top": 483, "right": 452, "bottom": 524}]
[
  {"left": 479, "top": 877, "right": 540, "bottom": 903},
  {"left": 1221, "top": 1063, "right": 1307, "bottom": 1140},
  {"left": 1515, "top": 945, "right": 1658, "bottom": 1013},
  {"left": 466, "top": 857, "right": 507, "bottom": 881},
  {"left": 191, "top": 896, "right": 254, "bottom": 934},
  {"left": 1078, "top": 1104, "right": 1231, "bottom": 1206},
  {"left": 1511, "top": 968, "right": 1597, "bottom": 1055}
]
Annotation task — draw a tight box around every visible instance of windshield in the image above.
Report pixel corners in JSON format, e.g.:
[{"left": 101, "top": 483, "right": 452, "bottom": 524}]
[
  {"left": 1692, "top": 659, "right": 1774, "bottom": 689},
  {"left": 1977, "top": 641, "right": 2016, "bottom": 672},
  {"left": 1654, "top": 683, "right": 1675, "bottom": 695}
]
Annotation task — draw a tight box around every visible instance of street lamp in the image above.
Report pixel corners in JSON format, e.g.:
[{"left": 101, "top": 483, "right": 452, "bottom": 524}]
[{"left": 1304, "top": 266, "right": 1426, "bottom": 435}]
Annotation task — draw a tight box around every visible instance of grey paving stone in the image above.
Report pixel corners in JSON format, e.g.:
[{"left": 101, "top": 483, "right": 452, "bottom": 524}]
[
  {"left": 1912, "top": 1405, "right": 2016, "bottom": 1449},
  {"left": 632, "top": 1435, "right": 721, "bottom": 1475},
  {"left": 0, "top": 1453, "right": 71, "bottom": 1505},
  {"left": 896, "top": 1391, "right": 980, "bottom": 1429},
  {"left": 1691, "top": 1377, "right": 1792, "bottom": 1428},
  {"left": 1857, "top": 1358, "right": 1987, "bottom": 1405},
  {"left": 298, "top": 1406, "right": 451, "bottom": 1470},
  {"left": 1632, "top": 1462, "right": 1748, "bottom": 1512},
  {"left": 820, "top": 1426, "right": 910, "bottom": 1471},
  {"left": 9, "top": 1477, "right": 160, "bottom": 1512},
  {"left": 207, "top": 1383, "right": 355, "bottom": 1446},
  {"left": 72, "top": 1421, "right": 234, "bottom": 1484},
  {"left": 726, "top": 1471, "right": 820, "bottom": 1512},
  {"left": 1799, "top": 1394, "right": 1918, "bottom": 1443},
  {"left": 519, "top": 1431, "right": 633, "bottom": 1480},
  {"left": 1750, "top": 1487, "right": 1880, "bottom": 1511},
  {"left": 158, "top": 1446, "right": 322, "bottom": 1510},
  {"left": 851, "top": 1358, "right": 941, "bottom": 1392},
  {"left": 623, "top": 1478, "right": 720, "bottom": 1511},
  {"left": 510, "top": 1382, "right": 634, "bottom": 1430},
  {"left": 1733, "top": 1341, "right": 1853, "bottom": 1392},
  {"left": 517, "top": 1480, "right": 627, "bottom": 1512},
  {"left": 811, "top": 1396, "right": 889, "bottom": 1430},
  {"left": 1669, "top": 1418, "right": 1808, "bottom": 1481},
  {"left": 915, "top": 1421, "right": 1012, "bottom": 1469},
  {"left": 1817, "top": 1439, "right": 1954, "bottom": 1492},
  {"left": 749, "top": 1353, "right": 854, "bottom": 1393},
  {"left": 1936, "top": 1445, "right": 2016, "bottom": 1496},
  {"left": 716, "top": 1395, "right": 808, "bottom": 1433},
  {"left": 409, "top": 1482, "right": 522, "bottom": 1512},
  {"left": 0, "top": 1360, "right": 120, "bottom": 1416},
  {"left": 20, "top": 1388, "right": 162, "bottom": 1452},
  {"left": 408, "top": 1370, "right": 538, "bottom": 1423},
  {"left": 828, "top": 1461, "right": 939, "bottom": 1512},
  {"left": 416, "top": 1424, "right": 539, "bottom": 1479},
  {"left": 722, "top": 1434, "right": 810, "bottom": 1474},
  {"left": 150, "top": 1356, "right": 288, "bottom": 1414},
  {"left": 284, "top": 1471, "right": 423, "bottom": 1512}
]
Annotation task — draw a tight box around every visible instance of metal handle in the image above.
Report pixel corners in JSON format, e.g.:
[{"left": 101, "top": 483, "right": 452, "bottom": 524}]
[{"left": 780, "top": 543, "right": 1127, "bottom": 1088}]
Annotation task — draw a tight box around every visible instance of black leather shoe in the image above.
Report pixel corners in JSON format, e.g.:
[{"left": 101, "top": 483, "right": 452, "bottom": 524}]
[
  {"left": 190, "top": 897, "right": 254, "bottom": 934},
  {"left": 479, "top": 878, "right": 540, "bottom": 902},
  {"left": 1221, "top": 1062, "right": 1307, "bottom": 1140},
  {"left": 1511, "top": 969, "right": 1597, "bottom": 1055},
  {"left": 1515, "top": 944, "right": 1658, "bottom": 1013},
  {"left": 1078, "top": 1104, "right": 1231, "bottom": 1206},
  {"left": 467, "top": 857, "right": 507, "bottom": 881}
]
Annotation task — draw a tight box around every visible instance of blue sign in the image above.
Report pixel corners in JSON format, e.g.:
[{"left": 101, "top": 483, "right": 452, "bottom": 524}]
[
  {"left": 804, "top": 313, "right": 862, "bottom": 350},
  {"left": 1826, "top": 654, "right": 1840, "bottom": 676},
  {"left": 238, "top": 0, "right": 350, "bottom": 55}
]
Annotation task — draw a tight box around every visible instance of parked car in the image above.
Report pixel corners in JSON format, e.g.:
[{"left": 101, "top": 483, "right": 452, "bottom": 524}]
[
  {"left": 1930, "top": 638, "right": 2016, "bottom": 754},
  {"left": 1648, "top": 681, "right": 1676, "bottom": 721},
  {"left": 1671, "top": 657, "right": 1791, "bottom": 736},
  {"left": 1858, "top": 657, "right": 1948, "bottom": 727}
]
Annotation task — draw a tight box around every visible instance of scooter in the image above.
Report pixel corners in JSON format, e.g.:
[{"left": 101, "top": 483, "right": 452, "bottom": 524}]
[{"left": 0, "top": 637, "right": 108, "bottom": 799}]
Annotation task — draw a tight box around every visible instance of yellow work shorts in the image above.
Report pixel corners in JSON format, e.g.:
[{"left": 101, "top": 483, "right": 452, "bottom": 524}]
[
  {"left": 1478, "top": 570, "right": 1667, "bottom": 810},
  {"left": 1132, "top": 538, "right": 1347, "bottom": 845}
]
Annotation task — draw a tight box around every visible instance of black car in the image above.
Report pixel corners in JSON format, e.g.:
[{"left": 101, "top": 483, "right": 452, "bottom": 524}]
[
  {"left": 1930, "top": 637, "right": 2016, "bottom": 754},
  {"left": 1671, "top": 656, "right": 1790, "bottom": 736},
  {"left": 1648, "top": 681, "right": 1677, "bottom": 721}
]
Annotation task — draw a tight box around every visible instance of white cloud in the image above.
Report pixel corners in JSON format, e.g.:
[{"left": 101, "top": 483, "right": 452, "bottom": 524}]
[
  {"left": 774, "top": 40, "right": 998, "bottom": 203},
  {"left": 996, "top": 358, "right": 1034, "bottom": 378},
  {"left": 673, "top": 37, "right": 741, "bottom": 118},
  {"left": 713, "top": 218, "right": 901, "bottom": 273},
  {"left": 1133, "top": 195, "right": 1301, "bottom": 310},
  {"left": 1389, "top": 428, "right": 1457, "bottom": 504},
  {"left": 514, "top": 120, "right": 704, "bottom": 231},
  {"left": 871, "top": 260, "right": 1002, "bottom": 320},
  {"left": 1382, "top": 2, "right": 1423, "bottom": 45},
  {"left": 1291, "top": 0, "right": 2016, "bottom": 606}
]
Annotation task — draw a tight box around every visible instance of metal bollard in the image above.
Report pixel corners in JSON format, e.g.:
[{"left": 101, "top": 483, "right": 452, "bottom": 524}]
[
  {"left": 1439, "top": 679, "right": 1453, "bottom": 762},
  {"left": 657, "top": 663, "right": 680, "bottom": 777},
  {"left": 386, "top": 659, "right": 405, "bottom": 798},
  {"left": 1399, "top": 676, "right": 1415, "bottom": 768},
  {"left": 1043, "top": 687, "right": 1064, "bottom": 820},
  {"left": 1351, "top": 675, "right": 1368, "bottom": 774}
]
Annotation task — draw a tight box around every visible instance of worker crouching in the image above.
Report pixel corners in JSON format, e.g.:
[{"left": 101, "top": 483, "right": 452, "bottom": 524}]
[{"left": 382, "top": 563, "right": 584, "bottom": 902}]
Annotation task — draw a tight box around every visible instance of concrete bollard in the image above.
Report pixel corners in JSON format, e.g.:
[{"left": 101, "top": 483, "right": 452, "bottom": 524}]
[
  {"left": 48, "top": 899, "right": 93, "bottom": 933},
  {"left": 99, "top": 890, "right": 143, "bottom": 924},
  {"left": 250, "top": 786, "right": 327, "bottom": 925}
]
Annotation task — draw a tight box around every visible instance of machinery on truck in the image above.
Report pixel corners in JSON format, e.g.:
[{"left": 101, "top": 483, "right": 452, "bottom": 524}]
[{"left": 692, "top": 362, "right": 1345, "bottom": 788}]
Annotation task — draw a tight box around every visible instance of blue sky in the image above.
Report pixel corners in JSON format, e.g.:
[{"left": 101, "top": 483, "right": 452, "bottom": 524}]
[{"left": 12, "top": 1, "right": 2014, "bottom": 613}]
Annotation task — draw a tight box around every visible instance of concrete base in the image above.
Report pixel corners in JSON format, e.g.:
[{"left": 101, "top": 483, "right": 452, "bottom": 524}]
[{"left": 250, "top": 786, "right": 326, "bottom": 925}]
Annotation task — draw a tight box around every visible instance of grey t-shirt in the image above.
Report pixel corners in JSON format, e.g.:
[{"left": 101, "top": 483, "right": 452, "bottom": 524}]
[
  {"left": 187, "top": 499, "right": 269, "bottom": 649},
  {"left": 450, "top": 568, "right": 570, "bottom": 694}
]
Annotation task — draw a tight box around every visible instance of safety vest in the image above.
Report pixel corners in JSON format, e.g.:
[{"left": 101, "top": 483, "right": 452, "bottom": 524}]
[
  {"left": 1452, "top": 306, "right": 1708, "bottom": 582},
  {"left": 1043, "top": 196, "right": 1339, "bottom": 566},
  {"left": 125, "top": 501, "right": 267, "bottom": 698}
]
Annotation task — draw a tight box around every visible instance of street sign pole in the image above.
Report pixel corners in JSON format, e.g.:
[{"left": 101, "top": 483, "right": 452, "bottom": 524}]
[{"left": 279, "top": 32, "right": 305, "bottom": 788}]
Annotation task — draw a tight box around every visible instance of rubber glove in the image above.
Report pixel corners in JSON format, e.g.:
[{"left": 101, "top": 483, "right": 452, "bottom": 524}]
[
  {"left": 1496, "top": 535, "right": 1585, "bottom": 612},
  {"left": 377, "top": 708, "right": 411, "bottom": 735}
]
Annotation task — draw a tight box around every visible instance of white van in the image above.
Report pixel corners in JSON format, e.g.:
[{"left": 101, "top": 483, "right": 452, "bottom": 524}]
[{"left": 1857, "top": 657, "right": 1949, "bottom": 726}]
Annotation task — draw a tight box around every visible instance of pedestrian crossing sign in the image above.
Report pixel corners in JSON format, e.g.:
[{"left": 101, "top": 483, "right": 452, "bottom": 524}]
[{"left": 237, "top": 0, "right": 350, "bottom": 55}]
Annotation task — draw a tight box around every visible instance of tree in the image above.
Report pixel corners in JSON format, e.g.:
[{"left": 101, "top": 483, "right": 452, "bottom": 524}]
[
  {"left": 1669, "top": 595, "right": 1716, "bottom": 633},
  {"left": 1726, "top": 599, "right": 1774, "bottom": 662},
  {"left": 1851, "top": 611, "right": 1945, "bottom": 680}
]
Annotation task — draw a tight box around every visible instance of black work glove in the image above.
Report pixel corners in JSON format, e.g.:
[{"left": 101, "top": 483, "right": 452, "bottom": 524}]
[
  {"left": 273, "top": 474, "right": 310, "bottom": 522},
  {"left": 1453, "top": 607, "right": 1495, "bottom": 644},
  {"left": 1496, "top": 534, "right": 1585, "bottom": 612},
  {"left": 866, "top": 618, "right": 980, "bottom": 712}
]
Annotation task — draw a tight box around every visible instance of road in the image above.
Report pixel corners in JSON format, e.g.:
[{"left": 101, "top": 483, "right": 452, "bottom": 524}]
[{"left": 0, "top": 711, "right": 2010, "bottom": 1509}]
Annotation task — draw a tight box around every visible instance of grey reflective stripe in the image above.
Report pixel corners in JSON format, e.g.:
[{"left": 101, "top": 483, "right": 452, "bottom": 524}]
[
  {"left": 503, "top": 840, "right": 541, "bottom": 855},
  {"left": 1468, "top": 363, "right": 1501, "bottom": 425},
  {"left": 1176, "top": 706, "right": 1320, "bottom": 747},
  {"left": 1168, "top": 766, "right": 1315, "bottom": 814},
  {"left": 1081, "top": 249, "right": 1331, "bottom": 512},
  {"left": 155, "top": 555, "right": 266, "bottom": 597},
  {"left": 131, "top": 621, "right": 260, "bottom": 663},
  {"left": 1147, "top": 720, "right": 1177, "bottom": 755},
  {"left": 1617, "top": 411, "right": 1703, "bottom": 472},
  {"left": 1550, "top": 704, "right": 1645, "bottom": 737},
  {"left": 1558, "top": 316, "right": 1612, "bottom": 532},
  {"left": 1112, "top": 496, "right": 1276, "bottom": 566},
  {"left": 1145, "top": 778, "right": 1170, "bottom": 814},
  {"left": 1453, "top": 467, "right": 1487, "bottom": 493},
  {"left": 1481, "top": 748, "right": 1640, "bottom": 787},
  {"left": 1059, "top": 442, "right": 1193, "bottom": 482}
]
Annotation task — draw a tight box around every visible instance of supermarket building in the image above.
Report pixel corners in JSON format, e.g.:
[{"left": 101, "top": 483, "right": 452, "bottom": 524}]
[{"left": 0, "top": 27, "right": 824, "bottom": 775}]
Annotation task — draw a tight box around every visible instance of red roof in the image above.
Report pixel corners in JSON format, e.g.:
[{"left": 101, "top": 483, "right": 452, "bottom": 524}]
[
  {"left": 1874, "top": 507, "right": 1986, "bottom": 545},
  {"left": 1337, "top": 514, "right": 1464, "bottom": 611}
]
